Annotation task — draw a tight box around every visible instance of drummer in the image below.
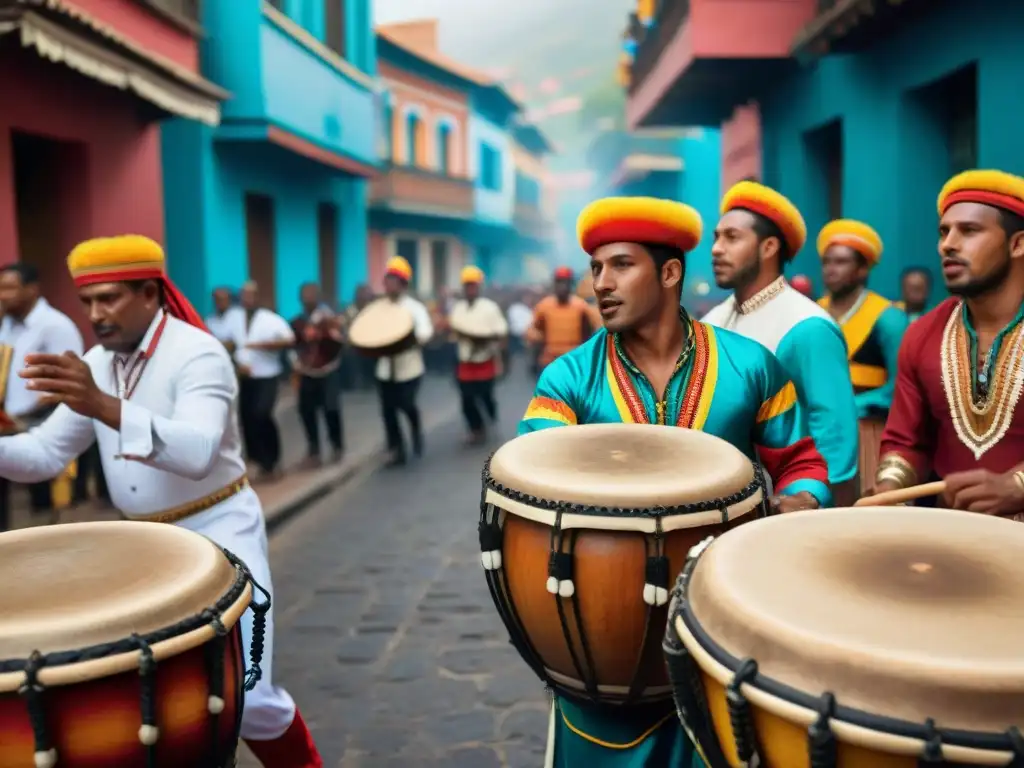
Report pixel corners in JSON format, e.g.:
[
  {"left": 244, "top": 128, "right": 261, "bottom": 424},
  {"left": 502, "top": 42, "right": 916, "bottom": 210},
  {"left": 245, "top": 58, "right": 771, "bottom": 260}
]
[
  {"left": 0, "top": 236, "right": 322, "bottom": 767},
  {"left": 519, "top": 197, "right": 831, "bottom": 767},
  {"left": 451, "top": 265, "right": 508, "bottom": 444},
  {"left": 376, "top": 256, "right": 433, "bottom": 467},
  {"left": 875, "top": 169, "right": 1024, "bottom": 516}
]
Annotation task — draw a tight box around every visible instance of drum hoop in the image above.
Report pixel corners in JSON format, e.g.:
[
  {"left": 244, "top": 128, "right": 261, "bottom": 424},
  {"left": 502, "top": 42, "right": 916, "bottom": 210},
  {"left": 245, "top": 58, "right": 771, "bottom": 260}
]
[
  {"left": 0, "top": 547, "right": 251, "bottom": 677},
  {"left": 482, "top": 454, "right": 765, "bottom": 519},
  {"left": 670, "top": 548, "right": 1023, "bottom": 755}
]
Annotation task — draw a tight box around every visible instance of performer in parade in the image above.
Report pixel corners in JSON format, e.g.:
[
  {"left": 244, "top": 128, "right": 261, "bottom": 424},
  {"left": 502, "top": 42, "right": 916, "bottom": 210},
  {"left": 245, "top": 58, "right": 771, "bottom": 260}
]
[
  {"left": 816, "top": 218, "right": 908, "bottom": 493},
  {"left": 0, "top": 236, "right": 322, "bottom": 767},
  {"left": 376, "top": 256, "right": 433, "bottom": 467},
  {"left": 875, "top": 169, "right": 1024, "bottom": 516},
  {"left": 895, "top": 265, "right": 933, "bottom": 323},
  {"left": 450, "top": 265, "right": 508, "bottom": 444},
  {"left": 526, "top": 266, "right": 602, "bottom": 372},
  {"left": 703, "top": 181, "right": 859, "bottom": 504},
  {"left": 519, "top": 196, "right": 830, "bottom": 767}
]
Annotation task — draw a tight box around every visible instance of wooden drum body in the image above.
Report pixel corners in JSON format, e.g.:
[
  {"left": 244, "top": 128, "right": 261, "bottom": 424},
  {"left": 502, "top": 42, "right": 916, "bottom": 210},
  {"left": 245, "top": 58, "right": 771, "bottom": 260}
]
[
  {"left": 0, "top": 521, "right": 270, "bottom": 768},
  {"left": 479, "top": 424, "right": 767, "bottom": 706},
  {"left": 348, "top": 297, "right": 416, "bottom": 358},
  {"left": 664, "top": 507, "right": 1024, "bottom": 768}
]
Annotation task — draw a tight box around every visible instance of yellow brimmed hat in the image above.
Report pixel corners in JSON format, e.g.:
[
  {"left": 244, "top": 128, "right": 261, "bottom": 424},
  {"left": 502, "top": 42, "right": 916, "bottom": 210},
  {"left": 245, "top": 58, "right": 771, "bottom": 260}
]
[
  {"left": 937, "top": 169, "right": 1024, "bottom": 219},
  {"left": 461, "top": 265, "right": 484, "bottom": 284},
  {"left": 817, "top": 219, "right": 883, "bottom": 266},
  {"left": 576, "top": 197, "right": 702, "bottom": 255},
  {"left": 385, "top": 256, "right": 413, "bottom": 281},
  {"left": 721, "top": 181, "right": 806, "bottom": 256}
]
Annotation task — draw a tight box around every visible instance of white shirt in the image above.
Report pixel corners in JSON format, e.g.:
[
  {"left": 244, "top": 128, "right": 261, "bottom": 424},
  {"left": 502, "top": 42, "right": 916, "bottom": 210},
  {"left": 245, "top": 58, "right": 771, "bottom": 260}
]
[
  {"left": 450, "top": 297, "right": 509, "bottom": 363},
  {"left": 375, "top": 295, "right": 433, "bottom": 383},
  {"left": 233, "top": 308, "right": 294, "bottom": 379},
  {"left": 507, "top": 302, "right": 533, "bottom": 337},
  {"left": 0, "top": 299, "right": 84, "bottom": 417},
  {"left": 0, "top": 311, "right": 249, "bottom": 515},
  {"left": 205, "top": 306, "right": 246, "bottom": 348}
]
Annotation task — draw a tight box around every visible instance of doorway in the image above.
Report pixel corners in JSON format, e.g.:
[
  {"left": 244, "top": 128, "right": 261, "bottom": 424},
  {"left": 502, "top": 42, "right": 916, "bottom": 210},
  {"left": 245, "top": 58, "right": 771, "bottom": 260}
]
[
  {"left": 317, "top": 202, "right": 339, "bottom": 307},
  {"left": 244, "top": 193, "right": 277, "bottom": 309},
  {"left": 430, "top": 239, "right": 449, "bottom": 297}
]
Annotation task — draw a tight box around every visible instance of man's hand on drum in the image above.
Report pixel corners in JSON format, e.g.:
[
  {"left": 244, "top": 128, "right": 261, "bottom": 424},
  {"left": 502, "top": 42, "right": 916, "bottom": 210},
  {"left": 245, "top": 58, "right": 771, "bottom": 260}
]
[
  {"left": 20, "top": 352, "right": 120, "bottom": 426},
  {"left": 772, "top": 490, "right": 820, "bottom": 514},
  {"left": 943, "top": 468, "right": 1024, "bottom": 517}
]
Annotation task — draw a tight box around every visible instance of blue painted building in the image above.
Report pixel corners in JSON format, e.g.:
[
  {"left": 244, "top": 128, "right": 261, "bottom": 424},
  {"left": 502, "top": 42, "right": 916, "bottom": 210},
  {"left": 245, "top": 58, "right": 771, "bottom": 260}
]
[
  {"left": 507, "top": 122, "right": 558, "bottom": 285},
  {"left": 586, "top": 127, "right": 723, "bottom": 301},
  {"left": 624, "top": 0, "right": 1024, "bottom": 303},
  {"left": 162, "top": 0, "right": 378, "bottom": 319}
]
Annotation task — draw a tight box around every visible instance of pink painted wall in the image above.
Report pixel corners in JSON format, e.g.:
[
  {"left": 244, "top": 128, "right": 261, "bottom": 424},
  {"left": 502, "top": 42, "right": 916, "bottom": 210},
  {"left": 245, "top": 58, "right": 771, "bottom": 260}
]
[
  {"left": 63, "top": 0, "right": 200, "bottom": 72},
  {"left": 721, "top": 104, "right": 762, "bottom": 191},
  {"left": 368, "top": 231, "right": 389, "bottom": 288},
  {"left": 0, "top": 49, "right": 165, "bottom": 338},
  {"left": 628, "top": 0, "right": 816, "bottom": 128}
]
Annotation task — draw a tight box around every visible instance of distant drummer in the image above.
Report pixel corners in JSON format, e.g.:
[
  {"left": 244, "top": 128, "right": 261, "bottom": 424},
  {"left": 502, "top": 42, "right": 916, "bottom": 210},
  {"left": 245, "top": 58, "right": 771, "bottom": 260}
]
[
  {"left": 0, "top": 236, "right": 322, "bottom": 766},
  {"left": 518, "top": 198, "right": 831, "bottom": 767},
  {"left": 450, "top": 265, "right": 508, "bottom": 444},
  {"left": 377, "top": 256, "right": 433, "bottom": 467}
]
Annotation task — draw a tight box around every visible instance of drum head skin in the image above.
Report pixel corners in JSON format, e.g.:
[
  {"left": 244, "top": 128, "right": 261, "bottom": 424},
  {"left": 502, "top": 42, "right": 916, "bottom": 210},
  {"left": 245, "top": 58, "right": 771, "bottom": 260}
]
[
  {"left": 687, "top": 507, "right": 1024, "bottom": 731},
  {"left": 488, "top": 423, "right": 755, "bottom": 509},
  {"left": 348, "top": 297, "right": 415, "bottom": 350},
  {"left": 0, "top": 521, "right": 237, "bottom": 659}
]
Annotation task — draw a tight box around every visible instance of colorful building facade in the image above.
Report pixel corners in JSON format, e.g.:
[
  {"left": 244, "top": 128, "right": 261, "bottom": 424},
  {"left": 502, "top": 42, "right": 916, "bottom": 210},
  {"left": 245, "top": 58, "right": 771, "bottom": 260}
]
[
  {"left": 625, "top": 0, "right": 1021, "bottom": 302},
  {"left": 586, "top": 127, "right": 723, "bottom": 301},
  {"left": 162, "top": 0, "right": 378, "bottom": 318},
  {"left": 0, "top": 0, "right": 225, "bottom": 333},
  {"left": 506, "top": 123, "right": 557, "bottom": 286}
]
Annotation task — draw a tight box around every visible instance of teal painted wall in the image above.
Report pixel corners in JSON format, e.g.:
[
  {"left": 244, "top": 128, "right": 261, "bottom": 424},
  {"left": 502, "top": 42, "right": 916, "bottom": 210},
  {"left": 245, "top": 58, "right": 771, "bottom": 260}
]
[
  {"left": 759, "top": 0, "right": 1024, "bottom": 301},
  {"left": 678, "top": 128, "right": 722, "bottom": 297},
  {"left": 162, "top": 124, "right": 369, "bottom": 318}
]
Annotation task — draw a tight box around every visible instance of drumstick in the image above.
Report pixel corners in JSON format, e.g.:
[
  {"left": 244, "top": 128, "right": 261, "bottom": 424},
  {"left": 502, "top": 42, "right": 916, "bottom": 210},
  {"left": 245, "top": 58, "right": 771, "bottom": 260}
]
[{"left": 854, "top": 481, "right": 946, "bottom": 507}]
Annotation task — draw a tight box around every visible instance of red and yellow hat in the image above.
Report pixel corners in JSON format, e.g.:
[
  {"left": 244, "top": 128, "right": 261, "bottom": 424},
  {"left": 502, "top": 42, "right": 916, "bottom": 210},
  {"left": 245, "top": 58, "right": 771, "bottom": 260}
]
[
  {"left": 721, "top": 181, "right": 806, "bottom": 256},
  {"left": 553, "top": 266, "right": 574, "bottom": 281},
  {"left": 460, "top": 265, "right": 484, "bottom": 284},
  {"left": 937, "top": 169, "right": 1024, "bottom": 219},
  {"left": 817, "top": 219, "right": 883, "bottom": 266},
  {"left": 576, "top": 197, "right": 702, "bottom": 255},
  {"left": 385, "top": 256, "right": 413, "bottom": 282}
]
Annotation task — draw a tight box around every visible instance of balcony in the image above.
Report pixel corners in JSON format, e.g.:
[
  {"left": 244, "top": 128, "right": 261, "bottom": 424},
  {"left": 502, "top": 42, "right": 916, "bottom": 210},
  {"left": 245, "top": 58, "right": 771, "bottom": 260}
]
[
  {"left": 370, "top": 164, "right": 475, "bottom": 219},
  {"left": 213, "top": 3, "right": 378, "bottom": 176},
  {"left": 626, "top": 0, "right": 817, "bottom": 128},
  {"left": 792, "top": 0, "right": 933, "bottom": 57}
]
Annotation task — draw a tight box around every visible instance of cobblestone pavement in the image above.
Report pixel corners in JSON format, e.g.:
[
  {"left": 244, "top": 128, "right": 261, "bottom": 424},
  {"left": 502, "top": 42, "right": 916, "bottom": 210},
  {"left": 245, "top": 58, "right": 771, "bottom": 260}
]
[{"left": 241, "top": 363, "right": 548, "bottom": 767}]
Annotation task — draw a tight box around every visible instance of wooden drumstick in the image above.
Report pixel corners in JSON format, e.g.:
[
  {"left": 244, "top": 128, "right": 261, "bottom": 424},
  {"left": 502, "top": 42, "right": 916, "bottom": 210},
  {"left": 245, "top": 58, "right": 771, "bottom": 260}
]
[{"left": 854, "top": 481, "right": 946, "bottom": 507}]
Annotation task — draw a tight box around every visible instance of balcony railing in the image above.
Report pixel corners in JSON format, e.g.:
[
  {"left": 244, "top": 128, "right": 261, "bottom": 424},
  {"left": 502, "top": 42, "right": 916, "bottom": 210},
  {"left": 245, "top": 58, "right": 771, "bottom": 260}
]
[
  {"left": 371, "top": 164, "right": 474, "bottom": 215},
  {"left": 629, "top": 0, "right": 690, "bottom": 94}
]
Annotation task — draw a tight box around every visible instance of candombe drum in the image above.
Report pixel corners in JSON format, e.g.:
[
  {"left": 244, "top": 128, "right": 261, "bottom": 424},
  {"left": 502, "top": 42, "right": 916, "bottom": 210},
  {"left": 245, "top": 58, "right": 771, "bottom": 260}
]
[
  {"left": 479, "top": 423, "right": 768, "bottom": 705},
  {"left": 664, "top": 507, "right": 1024, "bottom": 768},
  {"left": 449, "top": 300, "right": 505, "bottom": 344},
  {"left": 347, "top": 297, "right": 416, "bottom": 358},
  {"left": 0, "top": 521, "right": 270, "bottom": 768}
]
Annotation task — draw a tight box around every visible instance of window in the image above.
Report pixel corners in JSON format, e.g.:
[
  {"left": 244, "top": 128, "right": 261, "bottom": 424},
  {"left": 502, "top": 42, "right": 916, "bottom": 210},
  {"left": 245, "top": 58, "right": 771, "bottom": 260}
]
[
  {"left": 479, "top": 143, "right": 501, "bottom": 191},
  {"left": 944, "top": 66, "right": 977, "bottom": 174},
  {"left": 437, "top": 124, "right": 452, "bottom": 174},
  {"left": 405, "top": 113, "right": 427, "bottom": 166},
  {"left": 430, "top": 240, "right": 449, "bottom": 295},
  {"left": 515, "top": 171, "right": 541, "bottom": 206},
  {"left": 380, "top": 101, "right": 394, "bottom": 161},
  {"left": 324, "top": 0, "right": 346, "bottom": 58}
]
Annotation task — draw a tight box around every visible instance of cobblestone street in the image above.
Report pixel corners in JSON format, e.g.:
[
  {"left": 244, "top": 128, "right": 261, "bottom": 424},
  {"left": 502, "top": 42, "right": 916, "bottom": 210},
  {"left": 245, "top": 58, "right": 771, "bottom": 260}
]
[{"left": 242, "top": 364, "right": 548, "bottom": 767}]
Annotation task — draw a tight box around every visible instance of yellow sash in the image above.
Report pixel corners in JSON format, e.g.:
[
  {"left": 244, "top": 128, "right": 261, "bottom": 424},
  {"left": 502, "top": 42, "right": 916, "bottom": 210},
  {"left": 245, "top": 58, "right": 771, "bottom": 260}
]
[
  {"left": 820, "top": 292, "right": 891, "bottom": 389},
  {"left": 0, "top": 344, "right": 13, "bottom": 412}
]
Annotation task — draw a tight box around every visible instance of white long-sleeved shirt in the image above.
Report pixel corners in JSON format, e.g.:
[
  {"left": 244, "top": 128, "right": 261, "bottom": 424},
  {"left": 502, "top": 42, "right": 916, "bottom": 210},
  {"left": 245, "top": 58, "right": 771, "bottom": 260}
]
[
  {"left": 0, "top": 310, "right": 250, "bottom": 514},
  {"left": 233, "top": 308, "right": 295, "bottom": 379},
  {"left": 375, "top": 295, "right": 434, "bottom": 383},
  {"left": 0, "top": 299, "right": 84, "bottom": 417},
  {"left": 205, "top": 306, "right": 246, "bottom": 348},
  {"left": 450, "top": 297, "right": 509, "bottom": 363}
]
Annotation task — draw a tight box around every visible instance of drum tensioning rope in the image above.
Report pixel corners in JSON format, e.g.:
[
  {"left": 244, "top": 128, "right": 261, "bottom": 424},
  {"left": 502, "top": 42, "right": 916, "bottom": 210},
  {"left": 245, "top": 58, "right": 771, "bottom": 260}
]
[
  {"left": 480, "top": 455, "right": 769, "bottom": 706},
  {"left": 6, "top": 549, "right": 271, "bottom": 768},
  {"left": 666, "top": 541, "right": 1024, "bottom": 768}
]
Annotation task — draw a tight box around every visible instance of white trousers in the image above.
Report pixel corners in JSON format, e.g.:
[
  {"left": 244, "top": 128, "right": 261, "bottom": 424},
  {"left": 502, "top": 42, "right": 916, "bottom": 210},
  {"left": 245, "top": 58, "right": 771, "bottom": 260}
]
[{"left": 178, "top": 487, "right": 297, "bottom": 740}]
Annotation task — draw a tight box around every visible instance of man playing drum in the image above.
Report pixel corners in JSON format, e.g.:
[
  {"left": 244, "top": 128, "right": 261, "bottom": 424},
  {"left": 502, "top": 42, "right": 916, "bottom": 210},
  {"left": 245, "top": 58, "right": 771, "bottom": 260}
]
[
  {"left": 0, "top": 236, "right": 322, "bottom": 767},
  {"left": 450, "top": 265, "right": 508, "bottom": 444},
  {"left": 519, "top": 197, "right": 831, "bottom": 766},
  {"left": 703, "top": 181, "right": 859, "bottom": 504},
  {"left": 875, "top": 169, "right": 1024, "bottom": 516}
]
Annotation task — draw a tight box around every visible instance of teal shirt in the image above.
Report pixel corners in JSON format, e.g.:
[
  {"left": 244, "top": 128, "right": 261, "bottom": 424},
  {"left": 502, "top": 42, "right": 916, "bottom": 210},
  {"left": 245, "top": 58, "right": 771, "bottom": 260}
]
[
  {"left": 853, "top": 304, "right": 908, "bottom": 418},
  {"left": 518, "top": 317, "right": 831, "bottom": 767},
  {"left": 775, "top": 316, "right": 859, "bottom": 485}
]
